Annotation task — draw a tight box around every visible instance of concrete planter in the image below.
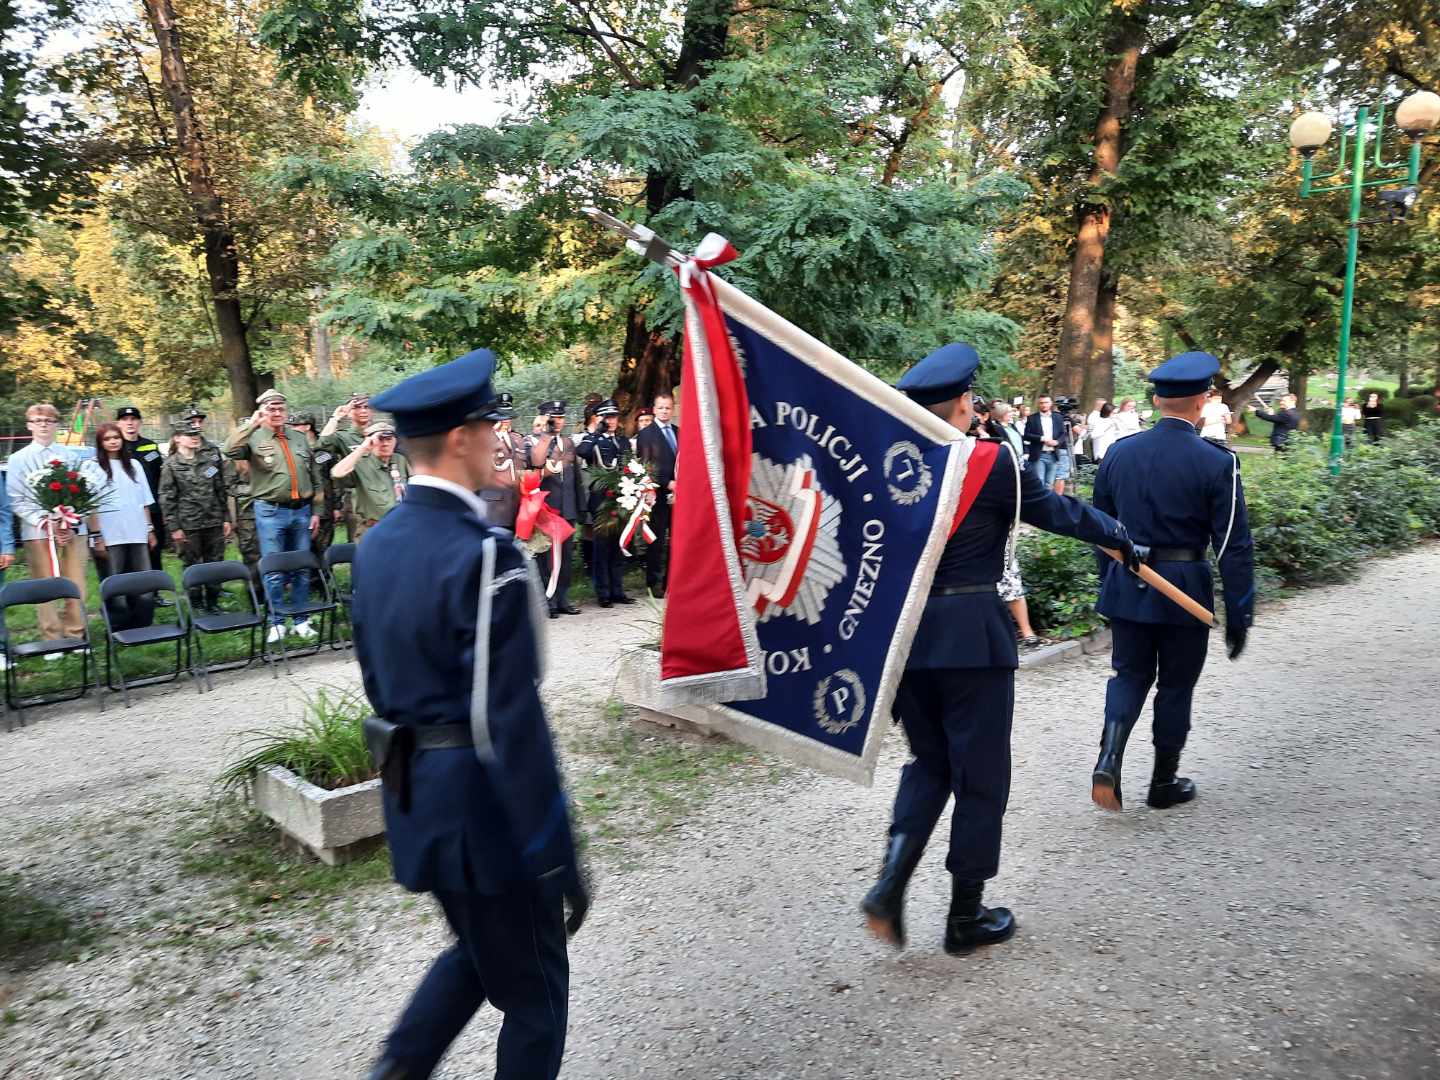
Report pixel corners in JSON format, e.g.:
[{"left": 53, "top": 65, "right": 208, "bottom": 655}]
[
  {"left": 252, "top": 764, "right": 384, "bottom": 866},
  {"left": 614, "top": 644, "right": 723, "bottom": 739}
]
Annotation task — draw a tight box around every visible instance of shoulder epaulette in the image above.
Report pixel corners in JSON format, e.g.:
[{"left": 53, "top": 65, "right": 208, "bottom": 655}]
[{"left": 1201, "top": 436, "right": 1238, "bottom": 456}]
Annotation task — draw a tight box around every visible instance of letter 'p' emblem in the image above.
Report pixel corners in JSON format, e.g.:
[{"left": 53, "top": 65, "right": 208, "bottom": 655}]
[{"left": 813, "top": 669, "right": 866, "bottom": 736}]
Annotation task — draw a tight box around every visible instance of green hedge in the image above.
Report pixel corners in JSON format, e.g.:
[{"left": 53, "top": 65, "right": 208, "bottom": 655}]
[{"left": 1018, "top": 421, "right": 1440, "bottom": 634}]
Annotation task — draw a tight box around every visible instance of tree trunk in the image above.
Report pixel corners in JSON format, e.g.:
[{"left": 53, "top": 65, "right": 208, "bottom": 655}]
[
  {"left": 1080, "top": 271, "right": 1118, "bottom": 407},
  {"left": 1292, "top": 369, "right": 1309, "bottom": 423},
  {"left": 1397, "top": 335, "right": 1410, "bottom": 395},
  {"left": 311, "top": 288, "right": 332, "bottom": 380},
  {"left": 1052, "top": 14, "right": 1145, "bottom": 398},
  {"left": 881, "top": 79, "right": 948, "bottom": 187},
  {"left": 142, "top": 0, "right": 258, "bottom": 417},
  {"left": 615, "top": 0, "right": 733, "bottom": 411}
]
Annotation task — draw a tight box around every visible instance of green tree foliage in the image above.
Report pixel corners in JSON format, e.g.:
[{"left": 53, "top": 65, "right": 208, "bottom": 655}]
[{"left": 262, "top": 0, "right": 1025, "bottom": 404}]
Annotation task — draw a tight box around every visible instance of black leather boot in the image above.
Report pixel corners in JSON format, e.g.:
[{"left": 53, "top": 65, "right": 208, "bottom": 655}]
[
  {"left": 860, "top": 833, "right": 926, "bottom": 949},
  {"left": 1091, "top": 717, "right": 1136, "bottom": 812},
  {"left": 1146, "top": 748, "right": 1197, "bottom": 809},
  {"left": 943, "top": 878, "right": 1016, "bottom": 955},
  {"left": 364, "top": 1059, "right": 409, "bottom": 1080}
]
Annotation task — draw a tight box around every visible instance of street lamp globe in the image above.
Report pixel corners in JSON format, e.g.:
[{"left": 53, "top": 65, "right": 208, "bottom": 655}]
[
  {"left": 1289, "top": 111, "right": 1333, "bottom": 155},
  {"left": 1395, "top": 91, "right": 1440, "bottom": 139}
]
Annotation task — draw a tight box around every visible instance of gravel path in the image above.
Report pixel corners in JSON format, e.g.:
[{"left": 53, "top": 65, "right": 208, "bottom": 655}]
[{"left": 2, "top": 546, "right": 1437, "bottom": 1079}]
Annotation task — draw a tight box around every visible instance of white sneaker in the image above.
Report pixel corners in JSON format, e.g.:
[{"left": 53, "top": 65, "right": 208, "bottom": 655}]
[
  {"left": 266, "top": 624, "right": 285, "bottom": 645},
  {"left": 290, "top": 620, "right": 317, "bottom": 640}
]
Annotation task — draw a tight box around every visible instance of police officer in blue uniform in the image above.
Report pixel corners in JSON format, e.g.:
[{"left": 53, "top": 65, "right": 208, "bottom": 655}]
[
  {"left": 575, "top": 398, "right": 635, "bottom": 607},
  {"left": 353, "top": 348, "right": 589, "bottom": 1080},
  {"left": 1089, "top": 351, "right": 1255, "bottom": 811},
  {"left": 862, "top": 343, "right": 1138, "bottom": 955}
]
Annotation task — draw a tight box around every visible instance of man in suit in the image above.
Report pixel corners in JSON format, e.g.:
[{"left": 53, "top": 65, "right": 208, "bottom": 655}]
[
  {"left": 861, "top": 344, "right": 1136, "bottom": 955},
  {"left": 355, "top": 349, "right": 588, "bottom": 1080},
  {"left": 1249, "top": 393, "right": 1300, "bottom": 453},
  {"left": 633, "top": 392, "right": 678, "bottom": 597},
  {"left": 525, "top": 400, "right": 585, "bottom": 617},
  {"left": 1090, "top": 351, "right": 1255, "bottom": 811},
  {"left": 1022, "top": 394, "right": 1067, "bottom": 489}
]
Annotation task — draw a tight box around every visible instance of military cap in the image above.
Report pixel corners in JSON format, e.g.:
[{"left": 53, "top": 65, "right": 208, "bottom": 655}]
[
  {"left": 540, "top": 399, "right": 567, "bottom": 416},
  {"left": 1149, "top": 351, "right": 1220, "bottom": 398},
  {"left": 181, "top": 405, "right": 206, "bottom": 421},
  {"left": 371, "top": 348, "right": 512, "bottom": 438},
  {"left": 171, "top": 421, "right": 203, "bottom": 436},
  {"left": 256, "top": 388, "right": 287, "bottom": 406},
  {"left": 896, "top": 343, "right": 981, "bottom": 406},
  {"left": 595, "top": 398, "right": 620, "bottom": 417},
  {"left": 365, "top": 420, "right": 397, "bottom": 437},
  {"left": 116, "top": 405, "right": 143, "bottom": 420}
]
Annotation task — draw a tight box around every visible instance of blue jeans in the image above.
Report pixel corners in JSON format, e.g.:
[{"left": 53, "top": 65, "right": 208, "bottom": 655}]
[
  {"left": 253, "top": 499, "right": 311, "bottom": 625},
  {"left": 1032, "top": 452, "right": 1060, "bottom": 488}
]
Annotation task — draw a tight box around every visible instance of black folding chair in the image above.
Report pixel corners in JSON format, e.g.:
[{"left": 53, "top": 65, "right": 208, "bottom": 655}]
[
  {"left": 1, "top": 577, "right": 102, "bottom": 727},
  {"left": 257, "top": 550, "right": 337, "bottom": 667},
  {"left": 322, "top": 543, "right": 356, "bottom": 651},
  {"left": 182, "top": 560, "right": 272, "bottom": 690},
  {"left": 98, "top": 570, "right": 198, "bottom": 708}
]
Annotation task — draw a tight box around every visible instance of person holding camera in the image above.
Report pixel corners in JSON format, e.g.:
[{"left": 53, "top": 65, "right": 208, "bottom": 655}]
[
  {"left": 1248, "top": 393, "right": 1300, "bottom": 453},
  {"left": 526, "top": 401, "right": 585, "bottom": 617}
]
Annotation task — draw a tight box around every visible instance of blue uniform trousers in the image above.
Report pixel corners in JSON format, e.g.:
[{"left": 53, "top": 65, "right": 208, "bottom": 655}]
[
  {"left": 385, "top": 888, "right": 569, "bottom": 1079},
  {"left": 590, "top": 534, "right": 626, "bottom": 600},
  {"left": 1103, "top": 617, "right": 1211, "bottom": 752},
  {"left": 889, "top": 667, "right": 1014, "bottom": 881}
]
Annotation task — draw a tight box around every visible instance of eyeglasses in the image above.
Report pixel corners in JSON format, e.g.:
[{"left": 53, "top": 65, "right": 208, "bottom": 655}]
[{"left": 28, "top": 417, "right": 59, "bottom": 425}]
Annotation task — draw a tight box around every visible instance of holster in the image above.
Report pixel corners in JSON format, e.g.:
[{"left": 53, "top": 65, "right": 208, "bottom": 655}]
[{"left": 363, "top": 715, "right": 415, "bottom": 812}]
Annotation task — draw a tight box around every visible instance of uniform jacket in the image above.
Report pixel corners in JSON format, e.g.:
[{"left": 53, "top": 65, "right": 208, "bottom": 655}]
[
  {"left": 634, "top": 422, "right": 679, "bottom": 488},
  {"left": 1092, "top": 416, "right": 1255, "bottom": 629},
  {"left": 525, "top": 433, "right": 585, "bottom": 523},
  {"left": 1022, "top": 411, "right": 1068, "bottom": 462},
  {"left": 123, "top": 435, "right": 165, "bottom": 500},
  {"left": 481, "top": 430, "right": 526, "bottom": 529},
  {"left": 159, "top": 451, "right": 229, "bottom": 530},
  {"left": 353, "top": 482, "right": 581, "bottom": 897},
  {"left": 575, "top": 431, "right": 632, "bottom": 514},
  {"left": 907, "top": 441, "right": 1127, "bottom": 671},
  {"left": 338, "top": 453, "right": 412, "bottom": 522},
  {"left": 223, "top": 424, "right": 325, "bottom": 508}
]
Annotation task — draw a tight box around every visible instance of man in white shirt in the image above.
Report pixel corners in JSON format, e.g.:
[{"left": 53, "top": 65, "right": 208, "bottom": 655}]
[
  {"left": 1199, "top": 389, "right": 1232, "bottom": 441},
  {"left": 1022, "top": 395, "right": 1065, "bottom": 489},
  {"left": 5, "top": 402, "right": 106, "bottom": 641}
]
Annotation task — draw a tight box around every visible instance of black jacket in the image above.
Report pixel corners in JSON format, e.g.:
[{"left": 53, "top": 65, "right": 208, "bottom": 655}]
[
  {"left": 1022, "top": 411, "right": 1068, "bottom": 462},
  {"left": 634, "top": 422, "right": 679, "bottom": 488}
]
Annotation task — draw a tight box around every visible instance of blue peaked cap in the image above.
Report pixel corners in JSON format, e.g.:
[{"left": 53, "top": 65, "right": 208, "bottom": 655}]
[
  {"left": 371, "top": 348, "right": 512, "bottom": 437},
  {"left": 896, "top": 342, "right": 981, "bottom": 406},
  {"left": 1148, "top": 351, "right": 1220, "bottom": 398}
]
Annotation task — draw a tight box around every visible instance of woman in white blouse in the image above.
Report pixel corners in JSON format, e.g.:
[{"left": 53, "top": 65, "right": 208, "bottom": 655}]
[
  {"left": 93, "top": 422, "right": 158, "bottom": 630},
  {"left": 1200, "top": 389, "right": 1233, "bottom": 441},
  {"left": 1088, "top": 403, "right": 1120, "bottom": 460}
]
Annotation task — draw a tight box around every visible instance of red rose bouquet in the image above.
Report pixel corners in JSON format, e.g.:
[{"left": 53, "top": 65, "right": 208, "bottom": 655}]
[{"left": 24, "top": 456, "right": 107, "bottom": 573}]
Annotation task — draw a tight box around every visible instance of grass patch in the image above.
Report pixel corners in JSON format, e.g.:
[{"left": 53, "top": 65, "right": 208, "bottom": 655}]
[
  {"left": 218, "top": 686, "right": 375, "bottom": 791},
  {"left": 570, "top": 709, "right": 788, "bottom": 855},
  {"left": 175, "top": 799, "right": 392, "bottom": 916},
  {"left": 0, "top": 872, "right": 99, "bottom": 968}
]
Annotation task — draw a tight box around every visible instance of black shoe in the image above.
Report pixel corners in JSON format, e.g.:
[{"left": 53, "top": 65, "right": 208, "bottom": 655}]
[
  {"left": 611, "top": 595, "right": 636, "bottom": 605},
  {"left": 859, "top": 833, "right": 926, "bottom": 949},
  {"left": 549, "top": 609, "right": 560, "bottom": 620},
  {"left": 558, "top": 605, "right": 582, "bottom": 615},
  {"left": 1091, "top": 717, "right": 1136, "bottom": 813},
  {"left": 649, "top": 585, "right": 666, "bottom": 599},
  {"left": 598, "top": 598, "right": 613, "bottom": 608},
  {"left": 1146, "top": 748, "right": 1197, "bottom": 809},
  {"left": 365, "top": 1059, "right": 409, "bottom": 1080},
  {"left": 943, "top": 878, "right": 1016, "bottom": 955}
]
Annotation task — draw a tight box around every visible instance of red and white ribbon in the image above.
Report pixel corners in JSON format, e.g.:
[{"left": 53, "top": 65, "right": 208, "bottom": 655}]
[
  {"left": 619, "top": 499, "right": 658, "bottom": 556},
  {"left": 41, "top": 507, "right": 80, "bottom": 576}
]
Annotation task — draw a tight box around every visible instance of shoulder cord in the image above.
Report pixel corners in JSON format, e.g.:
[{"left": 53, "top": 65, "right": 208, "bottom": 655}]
[
  {"left": 470, "top": 535, "right": 498, "bottom": 763},
  {"left": 1215, "top": 453, "right": 1239, "bottom": 561},
  {"left": 1006, "top": 443, "right": 1021, "bottom": 566}
]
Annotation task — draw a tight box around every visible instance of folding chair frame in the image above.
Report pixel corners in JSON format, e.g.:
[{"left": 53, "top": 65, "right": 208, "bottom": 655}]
[
  {"left": 98, "top": 570, "right": 200, "bottom": 708},
  {"left": 1, "top": 578, "right": 104, "bottom": 728},
  {"left": 182, "top": 561, "right": 273, "bottom": 691}
]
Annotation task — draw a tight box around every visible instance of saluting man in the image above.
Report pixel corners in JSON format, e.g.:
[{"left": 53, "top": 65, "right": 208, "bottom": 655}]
[
  {"left": 525, "top": 400, "right": 585, "bottom": 618},
  {"left": 575, "top": 398, "right": 634, "bottom": 607},
  {"left": 861, "top": 343, "right": 1137, "bottom": 955},
  {"left": 480, "top": 407, "right": 524, "bottom": 529},
  {"left": 330, "top": 419, "right": 413, "bottom": 541},
  {"left": 355, "top": 349, "right": 588, "bottom": 1080},
  {"left": 1089, "top": 351, "right": 1255, "bottom": 811}
]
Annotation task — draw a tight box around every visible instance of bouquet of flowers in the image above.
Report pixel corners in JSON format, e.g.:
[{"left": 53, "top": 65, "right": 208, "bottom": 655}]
[
  {"left": 26, "top": 455, "right": 107, "bottom": 573},
  {"left": 591, "top": 457, "right": 659, "bottom": 554}
]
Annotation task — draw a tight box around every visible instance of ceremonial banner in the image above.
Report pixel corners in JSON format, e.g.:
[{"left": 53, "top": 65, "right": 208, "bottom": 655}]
[{"left": 659, "top": 238, "right": 970, "bottom": 785}]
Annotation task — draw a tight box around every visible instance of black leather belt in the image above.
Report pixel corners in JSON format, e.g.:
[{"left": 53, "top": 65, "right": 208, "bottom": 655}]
[
  {"left": 1149, "top": 547, "right": 1206, "bottom": 562},
  {"left": 413, "top": 723, "right": 474, "bottom": 750},
  {"left": 931, "top": 583, "right": 999, "bottom": 596},
  {"left": 259, "top": 497, "right": 312, "bottom": 510}
]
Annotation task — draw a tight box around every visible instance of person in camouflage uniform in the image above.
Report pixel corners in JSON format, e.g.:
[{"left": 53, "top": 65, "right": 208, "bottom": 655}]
[
  {"left": 160, "top": 422, "right": 233, "bottom": 611},
  {"left": 320, "top": 394, "right": 370, "bottom": 542},
  {"left": 179, "top": 405, "right": 224, "bottom": 466},
  {"left": 225, "top": 457, "right": 261, "bottom": 578}
]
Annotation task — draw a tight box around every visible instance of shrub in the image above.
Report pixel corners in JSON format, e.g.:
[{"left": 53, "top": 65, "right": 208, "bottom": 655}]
[
  {"left": 219, "top": 687, "right": 376, "bottom": 792},
  {"left": 1017, "top": 531, "right": 1104, "bottom": 638},
  {"left": 1382, "top": 397, "right": 1417, "bottom": 428},
  {"left": 1244, "top": 450, "right": 1363, "bottom": 586},
  {"left": 1307, "top": 406, "right": 1335, "bottom": 434}
]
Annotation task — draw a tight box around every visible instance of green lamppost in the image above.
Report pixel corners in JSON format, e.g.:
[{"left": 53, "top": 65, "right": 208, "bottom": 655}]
[{"left": 1288, "top": 90, "right": 1440, "bottom": 474}]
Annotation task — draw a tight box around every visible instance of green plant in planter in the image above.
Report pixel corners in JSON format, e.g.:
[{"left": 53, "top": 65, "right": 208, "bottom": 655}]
[{"left": 218, "top": 686, "right": 377, "bottom": 792}]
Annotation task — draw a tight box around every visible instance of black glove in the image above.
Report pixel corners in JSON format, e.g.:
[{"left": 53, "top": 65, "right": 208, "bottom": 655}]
[
  {"left": 1119, "top": 538, "right": 1149, "bottom": 575},
  {"left": 564, "top": 886, "right": 591, "bottom": 937},
  {"left": 1225, "top": 622, "right": 1248, "bottom": 661}
]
